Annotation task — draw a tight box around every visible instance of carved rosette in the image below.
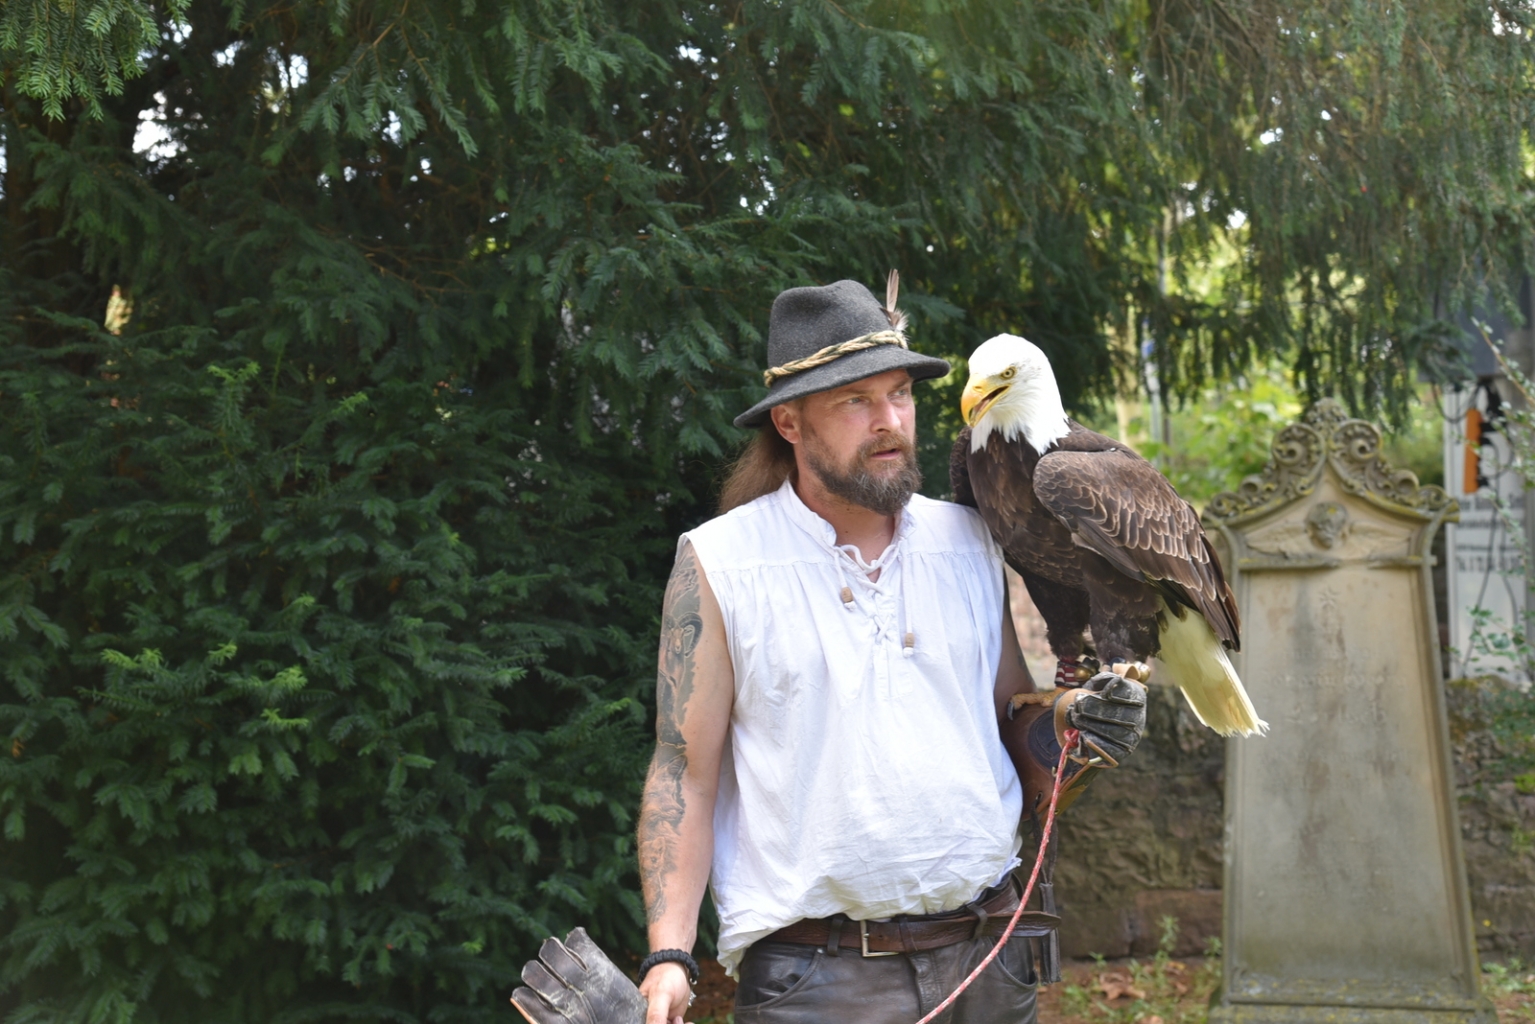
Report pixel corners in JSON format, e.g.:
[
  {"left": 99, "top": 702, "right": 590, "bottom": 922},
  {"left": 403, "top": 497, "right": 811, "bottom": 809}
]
[{"left": 1204, "top": 398, "right": 1454, "bottom": 524}]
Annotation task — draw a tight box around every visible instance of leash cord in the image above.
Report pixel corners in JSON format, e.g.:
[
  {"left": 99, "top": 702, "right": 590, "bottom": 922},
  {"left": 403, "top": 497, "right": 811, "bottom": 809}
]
[{"left": 910, "top": 726, "right": 1081, "bottom": 1024}]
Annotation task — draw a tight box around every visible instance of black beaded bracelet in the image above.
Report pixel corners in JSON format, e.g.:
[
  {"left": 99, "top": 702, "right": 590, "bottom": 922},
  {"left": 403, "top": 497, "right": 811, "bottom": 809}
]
[{"left": 638, "top": 948, "right": 699, "bottom": 985}]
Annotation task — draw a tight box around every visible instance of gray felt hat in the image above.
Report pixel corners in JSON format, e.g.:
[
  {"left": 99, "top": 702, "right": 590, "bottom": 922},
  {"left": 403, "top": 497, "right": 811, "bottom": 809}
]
[{"left": 734, "top": 275, "right": 952, "bottom": 429}]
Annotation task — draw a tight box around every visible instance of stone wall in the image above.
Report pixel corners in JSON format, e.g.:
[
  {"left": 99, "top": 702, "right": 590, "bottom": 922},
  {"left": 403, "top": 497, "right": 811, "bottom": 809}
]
[
  {"left": 1053, "top": 686, "right": 1226, "bottom": 959},
  {"left": 1052, "top": 680, "right": 1535, "bottom": 961},
  {"left": 1448, "top": 679, "right": 1535, "bottom": 958}
]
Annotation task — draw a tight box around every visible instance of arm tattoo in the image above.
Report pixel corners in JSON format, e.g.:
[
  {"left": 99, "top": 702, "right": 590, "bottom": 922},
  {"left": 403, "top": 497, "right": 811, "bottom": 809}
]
[
  {"left": 638, "top": 542, "right": 704, "bottom": 925},
  {"left": 656, "top": 543, "right": 703, "bottom": 747},
  {"left": 639, "top": 748, "right": 687, "bottom": 924}
]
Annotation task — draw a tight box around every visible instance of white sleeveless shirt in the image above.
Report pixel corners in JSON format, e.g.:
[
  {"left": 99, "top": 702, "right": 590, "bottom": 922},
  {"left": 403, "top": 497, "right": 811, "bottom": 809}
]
[{"left": 683, "top": 479, "right": 1022, "bottom": 976}]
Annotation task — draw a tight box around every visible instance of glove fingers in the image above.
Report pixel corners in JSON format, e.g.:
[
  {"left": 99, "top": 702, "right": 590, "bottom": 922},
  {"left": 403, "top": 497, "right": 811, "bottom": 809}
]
[
  {"left": 561, "top": 928, "right": 601, "bottom": 970},
  {"left": 1068, "top": 700, "right": 1143, "bottom": 727},
  {"left": 562, "top": 929, "right": 648, "bottom": 1020},
  {"left": 1100, "top": 678, "right": 1148, "bottom": 704},
  {"left": 1075, "top": 703, "right": 1144, "bottom": 727},
  {"left": 1084, "top": 673, "right": 1148, "bottom": 703},
  {"left": 1083, "top": 672, "right": 1117, "bottom": 693},
  {"left": 511, "top": 985, "right": 566, "bottom": 1023},
  {"left": 1080, "top": 722, "right": 1139, "bottom": 747},
  {"left": 522, "top": 960, "right": 580, "bottom": 1016},
  {"left": 539, "top": 936, "right": 591, "bottom": 985}
]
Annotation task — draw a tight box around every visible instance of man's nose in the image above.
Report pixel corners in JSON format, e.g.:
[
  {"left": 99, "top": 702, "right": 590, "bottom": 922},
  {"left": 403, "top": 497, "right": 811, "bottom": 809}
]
[{"left": 869, "top": 396, "right": 903, "bottom": 430}]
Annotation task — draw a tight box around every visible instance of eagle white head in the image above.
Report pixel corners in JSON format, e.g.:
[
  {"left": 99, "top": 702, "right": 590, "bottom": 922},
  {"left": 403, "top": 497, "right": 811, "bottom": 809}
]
[{"left": 961, "top": 334, "right": 1071, "bottom": 455}]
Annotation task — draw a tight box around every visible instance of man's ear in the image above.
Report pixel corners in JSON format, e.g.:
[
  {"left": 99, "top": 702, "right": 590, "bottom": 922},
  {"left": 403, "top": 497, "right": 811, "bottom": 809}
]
[{"left": 770, "top": 402, "right": 802, "bottom": 446}]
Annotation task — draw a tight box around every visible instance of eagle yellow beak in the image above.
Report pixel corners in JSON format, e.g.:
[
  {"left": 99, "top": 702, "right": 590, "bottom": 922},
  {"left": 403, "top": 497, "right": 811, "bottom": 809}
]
[{"left": 961, "top": 376, "right": 1011, "bottom": 427}]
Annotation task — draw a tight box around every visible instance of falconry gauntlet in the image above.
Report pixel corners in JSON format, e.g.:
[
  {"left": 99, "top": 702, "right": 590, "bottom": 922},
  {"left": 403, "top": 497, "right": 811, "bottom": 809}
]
[
  {"left": 510, "top": 928, "right": 647, "bottom": 1024},
  {"left": 1065, "top": 671, "right": 1148, "bottom": 766}
]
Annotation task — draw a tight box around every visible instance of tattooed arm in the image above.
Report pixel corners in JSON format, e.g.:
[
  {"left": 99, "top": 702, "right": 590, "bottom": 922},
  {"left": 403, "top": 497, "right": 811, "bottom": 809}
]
[{"left": 637, "top": 540, "right": 735, "bottom": 1024}]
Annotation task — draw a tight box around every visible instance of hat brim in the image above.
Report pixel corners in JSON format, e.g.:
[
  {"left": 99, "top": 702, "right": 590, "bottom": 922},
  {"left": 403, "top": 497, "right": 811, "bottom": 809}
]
[{"left": 733, "top": 346, "right": 953, "bottom": 429}]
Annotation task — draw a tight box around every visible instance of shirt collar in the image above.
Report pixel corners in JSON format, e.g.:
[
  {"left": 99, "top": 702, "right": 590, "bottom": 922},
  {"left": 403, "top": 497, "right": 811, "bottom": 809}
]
[{"left": 774, "top": 477, "right": 909, "bottom": 573}]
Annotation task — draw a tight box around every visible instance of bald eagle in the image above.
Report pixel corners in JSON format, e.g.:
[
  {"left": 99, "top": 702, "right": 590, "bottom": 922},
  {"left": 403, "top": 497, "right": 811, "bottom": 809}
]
[{"left": 952, "top": 334, "right": 1266, "bottom": 738}]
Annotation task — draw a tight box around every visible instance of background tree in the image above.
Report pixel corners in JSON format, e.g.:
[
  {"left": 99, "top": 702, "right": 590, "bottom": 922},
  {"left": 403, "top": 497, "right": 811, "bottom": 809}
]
[{"left": 1, "top": 0, "right": 1532, "bottom": 1021}]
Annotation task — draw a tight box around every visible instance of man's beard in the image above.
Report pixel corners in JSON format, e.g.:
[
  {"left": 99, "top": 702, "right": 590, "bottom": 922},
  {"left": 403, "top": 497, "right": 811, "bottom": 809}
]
[{"left": 801, "top": 430, "right": 923, "bottom": 516}]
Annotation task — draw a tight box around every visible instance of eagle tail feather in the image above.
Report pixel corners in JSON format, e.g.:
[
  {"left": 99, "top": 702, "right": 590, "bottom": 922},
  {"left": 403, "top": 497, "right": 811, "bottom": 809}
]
[{"left": 1155, "top": 602, "right": 1267, "bottom": 738}]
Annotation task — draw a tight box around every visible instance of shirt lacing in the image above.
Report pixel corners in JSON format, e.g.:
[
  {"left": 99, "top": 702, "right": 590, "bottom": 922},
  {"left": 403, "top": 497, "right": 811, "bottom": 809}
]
[{"left": 826, "top": 512, "right": 918, "bottom": 659}]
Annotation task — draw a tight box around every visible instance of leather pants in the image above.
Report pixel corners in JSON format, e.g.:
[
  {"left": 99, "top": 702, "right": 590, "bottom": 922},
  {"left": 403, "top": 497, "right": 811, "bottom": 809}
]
[{"left": 733, "top": 933, "right": 1038, "bottom": 1024}]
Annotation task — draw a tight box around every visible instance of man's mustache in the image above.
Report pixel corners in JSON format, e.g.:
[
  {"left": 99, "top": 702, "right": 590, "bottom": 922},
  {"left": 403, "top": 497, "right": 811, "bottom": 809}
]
[{"left": 857, "top": 433, "right": 915, "bottom": 463}]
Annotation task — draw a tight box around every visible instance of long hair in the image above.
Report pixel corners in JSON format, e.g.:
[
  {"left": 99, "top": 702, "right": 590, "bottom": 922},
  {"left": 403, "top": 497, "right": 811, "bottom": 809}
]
[{"left": 719, "top": 425, "right": 796, "bottom": 513}]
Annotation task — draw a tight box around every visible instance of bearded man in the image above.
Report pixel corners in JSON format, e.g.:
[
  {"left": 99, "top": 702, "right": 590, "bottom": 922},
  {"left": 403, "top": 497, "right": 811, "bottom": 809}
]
[{"left": 634, "top": 279, "right": 1147, "bottom": 1024}]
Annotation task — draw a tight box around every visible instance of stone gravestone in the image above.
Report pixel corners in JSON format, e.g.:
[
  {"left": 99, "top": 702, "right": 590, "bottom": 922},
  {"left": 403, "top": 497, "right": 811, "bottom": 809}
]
[{"left": 1202, "top": 400, "right": 1492, "bottom": 1024}]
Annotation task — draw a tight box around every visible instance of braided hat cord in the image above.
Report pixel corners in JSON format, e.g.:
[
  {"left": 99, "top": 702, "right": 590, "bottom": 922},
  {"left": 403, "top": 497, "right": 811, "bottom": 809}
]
[{"left": 761, "top": 329, "right": 908, "bottom": 387}]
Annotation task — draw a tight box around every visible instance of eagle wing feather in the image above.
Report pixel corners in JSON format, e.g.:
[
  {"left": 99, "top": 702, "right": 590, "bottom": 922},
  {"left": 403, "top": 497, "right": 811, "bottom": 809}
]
[{"left": 1032, "top": 449, "right": 1240, "bottom": 649}]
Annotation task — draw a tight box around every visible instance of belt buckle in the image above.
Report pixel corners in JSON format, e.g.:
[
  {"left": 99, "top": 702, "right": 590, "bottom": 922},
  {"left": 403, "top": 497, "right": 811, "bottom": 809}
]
[{"left": 860, "top": 920, "right": 899, "bottom": 958}]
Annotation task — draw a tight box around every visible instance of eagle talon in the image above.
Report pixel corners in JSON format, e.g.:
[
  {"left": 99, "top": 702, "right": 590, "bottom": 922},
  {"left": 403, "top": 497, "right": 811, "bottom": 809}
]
[{"left": 1008, "top": 691, "right": 1056, "bottom": 720}]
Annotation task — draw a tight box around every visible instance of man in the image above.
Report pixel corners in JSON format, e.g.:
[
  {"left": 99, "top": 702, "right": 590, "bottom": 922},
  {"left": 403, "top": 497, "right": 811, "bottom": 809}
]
[{"left": 635, "top": 279, "right": 1147, "bottom": 1024}]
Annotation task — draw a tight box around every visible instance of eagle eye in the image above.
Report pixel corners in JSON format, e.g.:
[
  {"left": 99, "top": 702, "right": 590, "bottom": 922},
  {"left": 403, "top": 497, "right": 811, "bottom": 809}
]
[{"left": 1000, "top": 366, "right": 1017, "bottom": 380}]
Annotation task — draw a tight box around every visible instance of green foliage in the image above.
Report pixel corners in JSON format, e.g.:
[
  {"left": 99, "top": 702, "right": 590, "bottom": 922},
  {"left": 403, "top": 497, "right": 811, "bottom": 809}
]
[
  {"left": 0, "top": 332, "right": 672, "bottom": 1019},
  {"left": 1083, "top": 366, "right": 1304, "bottom": 508},
  {"left": 0, "top": 0, "right": 188, "bottom": 119},
  {"left": 1481, "top": 957, "right": 1535, "bottom": 996},
  {"left": 1133, "top": 1, "right": 1535, "bottom": 420},
  {"left": 2, "top": 0, "right": 1533, "bottom": 1021},
  {"left": 1083, "top": 369, "right": 1443, "bottom": 510}
]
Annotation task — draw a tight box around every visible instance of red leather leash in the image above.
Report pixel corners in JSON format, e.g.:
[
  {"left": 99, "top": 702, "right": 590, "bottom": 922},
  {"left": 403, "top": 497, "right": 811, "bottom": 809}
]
[{"left": 911, "top": 727, "right": 1081, "bottom": 1024}]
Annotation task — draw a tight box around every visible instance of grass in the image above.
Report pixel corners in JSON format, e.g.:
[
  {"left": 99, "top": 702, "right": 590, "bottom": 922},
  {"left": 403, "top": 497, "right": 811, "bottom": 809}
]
[
  {"left": 1052, "top": 917, "right": 1221, "bottom": 1024},
  {"left": 1484, "top": 958, "right": 1535, "bottom": 996},
  {"left": 1482, "top": 959, "right": 1535, "bottom": 1023}
]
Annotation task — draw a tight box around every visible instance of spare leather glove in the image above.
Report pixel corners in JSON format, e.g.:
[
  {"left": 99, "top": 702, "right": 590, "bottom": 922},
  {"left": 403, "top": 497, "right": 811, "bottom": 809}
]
[
  {"left": 1063, "top": 671, "right": 1148, "bottom": 767},
  {"left": 511, "top": 928, "right": 647, "bottom": 1024}
]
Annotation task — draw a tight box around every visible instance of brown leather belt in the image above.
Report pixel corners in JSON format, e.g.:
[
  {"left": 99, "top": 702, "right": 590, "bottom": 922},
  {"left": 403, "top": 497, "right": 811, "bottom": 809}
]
[{"left": 764, "top": 882, "right": 1061, "bottom": 957}]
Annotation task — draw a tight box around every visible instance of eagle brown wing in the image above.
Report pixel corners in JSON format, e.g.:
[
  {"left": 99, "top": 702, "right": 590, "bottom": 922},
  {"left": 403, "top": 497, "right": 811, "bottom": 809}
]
[{"left": 1032, "top": 449, "right": 1240, "bottom": 649}]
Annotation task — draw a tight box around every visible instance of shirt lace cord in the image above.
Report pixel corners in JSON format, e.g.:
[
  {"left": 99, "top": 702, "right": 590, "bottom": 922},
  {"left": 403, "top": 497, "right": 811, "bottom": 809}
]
[{"left": 910, "top": 727, "right": 1081, "bottom": 1024}]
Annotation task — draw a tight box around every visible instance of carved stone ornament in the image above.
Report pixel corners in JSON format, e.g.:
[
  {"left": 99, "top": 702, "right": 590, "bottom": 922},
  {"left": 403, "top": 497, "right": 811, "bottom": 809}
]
[
  {"left": 1204, "top": 398, "right": 1453, "bottom": 524},
  {"left": 1304, "top": 501, "right": 1348, "bottom": 549}
]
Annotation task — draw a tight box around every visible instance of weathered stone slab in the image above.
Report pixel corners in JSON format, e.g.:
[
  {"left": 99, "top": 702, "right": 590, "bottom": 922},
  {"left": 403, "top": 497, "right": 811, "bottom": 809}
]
[{"left": 1201, "top": 401, "right": 1492, "bottom": 1024}]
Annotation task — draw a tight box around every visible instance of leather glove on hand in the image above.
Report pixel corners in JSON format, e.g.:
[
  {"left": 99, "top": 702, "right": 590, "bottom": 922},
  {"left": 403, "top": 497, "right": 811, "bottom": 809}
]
[
  {"left": 511, "top": 928, "right": 647, "bottom": 1024},
  {"left": 1063, "top": 671, "right": 1148, "bottom": 767}
]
